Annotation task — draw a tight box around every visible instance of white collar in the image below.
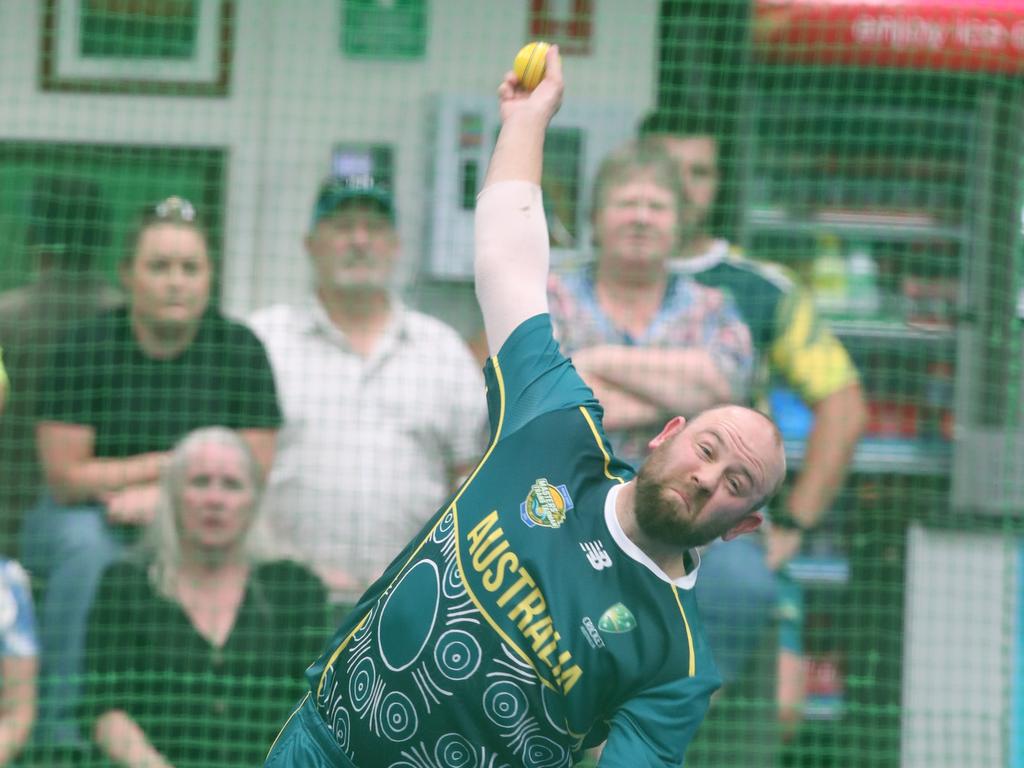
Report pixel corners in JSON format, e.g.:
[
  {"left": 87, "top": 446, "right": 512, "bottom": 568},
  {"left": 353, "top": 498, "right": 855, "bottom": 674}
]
[
  {"left": 303, "top": 293, "right": 407, "bottom": 341},
  {"left": 671, "top": 238, "right": 731, "bottom": 275},
  {"left": 603, "top": 483, "right": 701, "bottom": 590}
]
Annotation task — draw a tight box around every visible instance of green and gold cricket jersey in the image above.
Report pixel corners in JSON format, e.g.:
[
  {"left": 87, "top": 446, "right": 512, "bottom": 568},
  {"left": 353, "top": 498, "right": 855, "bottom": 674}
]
[
  {"left": 678, "top": 242, "right": 859, "bottom": 406},
  {"left": 306, "top": 315, "right": 721, "bottom": 766}
]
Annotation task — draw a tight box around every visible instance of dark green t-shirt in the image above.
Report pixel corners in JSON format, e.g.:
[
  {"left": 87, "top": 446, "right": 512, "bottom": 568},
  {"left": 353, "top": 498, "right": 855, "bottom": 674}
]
[
  {"left": 83, "top": 560, "right": 328, "bottom": 768},
  {"left": 37, "top": 307, "right": 282, "bottom": 458},
  {"left": 307, "top": 314, "right": 721, "bottom": 767}
]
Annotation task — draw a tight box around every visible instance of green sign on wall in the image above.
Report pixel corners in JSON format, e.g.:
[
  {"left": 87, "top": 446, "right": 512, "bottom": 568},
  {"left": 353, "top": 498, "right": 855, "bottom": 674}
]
[
  {"left": 0, "top": 143, "right": 225, "bottom": 300},
  {"left": 80, "top": 0, "right": 200, "bottom": 60},
  {"left": 342, "top": 0, "right": 428, "bottom": 60}
]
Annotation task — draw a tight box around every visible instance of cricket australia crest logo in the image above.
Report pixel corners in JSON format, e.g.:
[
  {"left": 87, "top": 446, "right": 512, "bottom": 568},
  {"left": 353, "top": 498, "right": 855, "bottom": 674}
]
[
  {"left": 520, "top": 478, "right": 574, "bottom": 529},
  {"left": 598, "top": 603, "right": 637, "bottom": 634}
]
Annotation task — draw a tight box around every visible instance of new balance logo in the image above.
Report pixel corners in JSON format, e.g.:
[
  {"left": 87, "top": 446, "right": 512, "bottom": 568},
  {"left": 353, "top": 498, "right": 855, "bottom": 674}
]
[{"left": 580, "top": 540, "right": 612, "bottom": 571}]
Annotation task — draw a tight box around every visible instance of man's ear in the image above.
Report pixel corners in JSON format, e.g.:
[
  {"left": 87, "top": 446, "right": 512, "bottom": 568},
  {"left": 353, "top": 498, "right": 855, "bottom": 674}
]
[
  {"left": 722, "top": 511, "right": 764, "bottom": 542},
  {"left": 648, "top": 415, "right": 686, "bottom": 452}
]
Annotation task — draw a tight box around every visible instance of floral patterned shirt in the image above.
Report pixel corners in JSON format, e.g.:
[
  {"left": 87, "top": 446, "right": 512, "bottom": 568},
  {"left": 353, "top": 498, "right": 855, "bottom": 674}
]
[{"left": 548, "top": 265, "right": 755, "bottom": 464}]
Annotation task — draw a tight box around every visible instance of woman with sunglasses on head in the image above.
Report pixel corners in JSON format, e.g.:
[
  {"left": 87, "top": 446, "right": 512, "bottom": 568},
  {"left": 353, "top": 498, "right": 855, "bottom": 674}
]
[{"left": 20, "top": 197, "right": 283, "bottom": 756}]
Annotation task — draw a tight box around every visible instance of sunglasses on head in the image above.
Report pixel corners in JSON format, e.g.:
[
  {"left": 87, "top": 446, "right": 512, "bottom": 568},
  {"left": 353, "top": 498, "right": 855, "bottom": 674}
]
[{"left": 147, "top": 196, "right": 198, "bottom": 223}]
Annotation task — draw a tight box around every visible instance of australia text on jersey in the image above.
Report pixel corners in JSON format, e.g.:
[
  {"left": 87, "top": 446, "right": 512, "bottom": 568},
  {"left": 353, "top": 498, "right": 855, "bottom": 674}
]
[{"left": 465, "top": 510, "right": 583, "bottom": 695}]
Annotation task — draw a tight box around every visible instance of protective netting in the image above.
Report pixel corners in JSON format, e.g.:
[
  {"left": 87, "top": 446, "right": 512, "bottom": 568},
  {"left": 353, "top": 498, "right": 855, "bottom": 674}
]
[{"left": 0, "top": 2, "right": 1021, "bottom": 767}]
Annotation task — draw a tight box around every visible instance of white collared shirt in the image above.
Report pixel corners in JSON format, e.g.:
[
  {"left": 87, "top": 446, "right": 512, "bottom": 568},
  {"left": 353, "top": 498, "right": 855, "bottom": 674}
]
[
  {"left": 248, "top": 297, "right": 487, "bottom": 601},
  {"left": 603, "top": 483, "right": 701, "bottom": 590}
]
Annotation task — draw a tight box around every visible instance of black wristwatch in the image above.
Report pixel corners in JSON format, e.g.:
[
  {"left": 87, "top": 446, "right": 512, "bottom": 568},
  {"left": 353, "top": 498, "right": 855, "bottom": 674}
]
[{"left": 771, "top": 511, "right": 814, "bottom": 534}]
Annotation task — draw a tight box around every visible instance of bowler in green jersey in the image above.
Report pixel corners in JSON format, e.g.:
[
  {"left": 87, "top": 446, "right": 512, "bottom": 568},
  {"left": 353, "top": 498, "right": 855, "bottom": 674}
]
[{"left": 265, "top": 47, "right": 787, "bottom": 768}]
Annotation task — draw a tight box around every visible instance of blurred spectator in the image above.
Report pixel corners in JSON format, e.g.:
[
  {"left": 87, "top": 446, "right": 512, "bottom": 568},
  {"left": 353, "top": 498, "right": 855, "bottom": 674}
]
[
  {"left": 0, "top": 176, "right": 123, "bottom": 557},
  {"left": 249, "top": 175, "right": 486, "bottom": 606},
  {"left": 21, "top": 196, "right": 282, "bottom": 749},
  {"left": 546, "top": 141, "right": 754, "bottom": 466},
  {"left": 0, "top": 558, "right": 38, "bottom": 766},
  {"left": 639, "top": 109, "right": 868, "bottom": 760},
  {"left": 543, "top": 139, "right": 772, "bottom": 767},
  {"left": 82, "top": 426, "right": 326, "bottom": 768}
]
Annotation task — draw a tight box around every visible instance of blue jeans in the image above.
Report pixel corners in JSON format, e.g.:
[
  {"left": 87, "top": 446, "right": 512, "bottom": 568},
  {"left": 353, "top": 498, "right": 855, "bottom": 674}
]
[
  {"left": 19, "top": 496, "right": 128, "bottom": 746},
  {"left": 695, "top": 536, "right": 780, "bottom": 685}
]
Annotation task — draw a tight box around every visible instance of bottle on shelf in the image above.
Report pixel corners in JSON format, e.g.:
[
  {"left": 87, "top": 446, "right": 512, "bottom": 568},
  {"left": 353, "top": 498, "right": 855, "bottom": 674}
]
[
  {"left": 845, "top": 241, "right": 880, "bottom": 316},
  {"left": 812, "top": 232, "right": 848, "bottom": 313}
]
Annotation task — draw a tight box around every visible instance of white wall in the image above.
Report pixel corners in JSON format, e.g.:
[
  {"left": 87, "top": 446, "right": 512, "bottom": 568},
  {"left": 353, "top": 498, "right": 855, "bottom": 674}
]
[
  {"left": 902, "top": 524, "right": 1018, "bottom": 768},
  {"left": 0, "top": 0, "right": 659, "bottom": 316}
]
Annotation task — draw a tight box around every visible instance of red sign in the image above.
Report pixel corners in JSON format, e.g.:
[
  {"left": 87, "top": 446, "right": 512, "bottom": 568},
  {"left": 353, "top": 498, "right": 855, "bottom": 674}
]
[
  {"left": 754, "top": 0, "right": 1024, "bottom": 73},
  {"left": 529, "top": 0, "right": 593, "bottom": 55}
]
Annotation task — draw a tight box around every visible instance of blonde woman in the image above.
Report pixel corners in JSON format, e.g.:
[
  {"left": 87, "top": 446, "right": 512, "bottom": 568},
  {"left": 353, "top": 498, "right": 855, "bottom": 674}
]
[
  {"left": 82, "top": 427, "right": 326, "bottom": 768},
  {"left": 23, "top": 197, "right": 282, "bottom": 747}
]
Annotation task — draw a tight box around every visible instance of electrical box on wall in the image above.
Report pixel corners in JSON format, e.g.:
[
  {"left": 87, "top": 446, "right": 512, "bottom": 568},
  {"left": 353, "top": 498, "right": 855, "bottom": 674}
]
[
  {"left": 424, "top": 93, "right": 642, "bottom": 280},
  {"left": 331, "top": 143, "right": 394, "bottom": 188}
]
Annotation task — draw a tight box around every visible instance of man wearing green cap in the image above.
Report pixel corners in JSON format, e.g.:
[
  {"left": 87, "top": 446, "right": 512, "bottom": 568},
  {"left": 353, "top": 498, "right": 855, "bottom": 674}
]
[{"left": 248, "top": 175, "right": 487, "bottom": 609}]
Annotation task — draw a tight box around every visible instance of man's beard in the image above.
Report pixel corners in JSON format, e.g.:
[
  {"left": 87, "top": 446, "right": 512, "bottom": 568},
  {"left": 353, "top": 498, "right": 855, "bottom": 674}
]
[
  {"left": 634, "top": 443, "right": 721, "bottom": 550},
  {"left": 634, "top": 471, "right": 706, "bottom": 550}
]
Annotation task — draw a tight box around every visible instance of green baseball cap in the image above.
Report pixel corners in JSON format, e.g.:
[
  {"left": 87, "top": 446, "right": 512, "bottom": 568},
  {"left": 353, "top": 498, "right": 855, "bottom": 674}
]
[{"left": 310, "top": 174, "right": 395, "bottom": 230}]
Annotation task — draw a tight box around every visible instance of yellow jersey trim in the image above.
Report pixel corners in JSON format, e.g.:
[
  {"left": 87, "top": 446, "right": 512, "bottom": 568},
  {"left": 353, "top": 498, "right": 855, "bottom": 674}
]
[
  {"left": 671, "top": 589, "right": 697, "bottom": 677},
  {"left": 579, "top": 406, "right": 625, "bottom": 484},
  {"left": 316, "top": 354, "right": 508, "bottom": 697},
  {"left": 770, "top": 290, "right": 860, "bottom": 404},
  {"left": 451, "top": 503, "right": 558, "bottom": 693},
  {"left": 450, "top": 381, "right": 593, "bottom": 740},
  {"left": 265, "top": 691, "right": 310, "bottom": 758},
  {"left": 450, "top": 501, "right": 588, "bottom": 742}
]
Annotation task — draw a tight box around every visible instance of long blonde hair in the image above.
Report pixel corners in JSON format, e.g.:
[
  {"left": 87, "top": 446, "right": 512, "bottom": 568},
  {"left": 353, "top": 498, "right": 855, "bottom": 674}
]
[{"left": 140, "top": 426, "right": 275, "bottom": 598}]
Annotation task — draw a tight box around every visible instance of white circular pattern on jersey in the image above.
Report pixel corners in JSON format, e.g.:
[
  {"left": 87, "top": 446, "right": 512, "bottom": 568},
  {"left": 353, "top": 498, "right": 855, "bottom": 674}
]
[
  {"left": 330, "top": 704, "right": 351, "bottom": 752},
  {"left": 441, "top": 557, "right": 464, "bottom": 598},
  {"left": 433, "top": 629, "right": 482, "bottom": 681},
  {"left": 540, "top": 682, "right": 569, "bottom": 735},
  {"left": 435, "top": 733, "right": 478, "bottom": 768},
  {"left": 377, "top": 559, "right": 439, "bottom": 672},
  {"left": 348, "top": 656, "right": 377, "bottom": 713},
  {"left": 432, "top": 510, "right": 455, "bottom": 543},
  {"left": 377, "top": 690, "right": 418, "bottom": 742},
  {"left": 352, "top": 604, "right": 376, "bottom": 642},
  {"left": 522, "top": 735, "right": 569, "bottom": 768},
  {"left": 316, "top": 666, "right": 335, "bottom": 709},
  {"left": 483, "top": 680, "right": 528, "bottom": 728}
]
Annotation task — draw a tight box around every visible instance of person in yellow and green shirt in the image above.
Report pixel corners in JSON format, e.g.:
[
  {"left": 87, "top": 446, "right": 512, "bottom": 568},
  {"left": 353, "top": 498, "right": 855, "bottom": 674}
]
[{"left": 639, "top": 108, "right": 868, "bottom": 766}]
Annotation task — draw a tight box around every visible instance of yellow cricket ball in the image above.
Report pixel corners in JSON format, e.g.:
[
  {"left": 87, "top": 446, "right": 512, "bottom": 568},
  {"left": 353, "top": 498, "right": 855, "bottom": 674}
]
[{"left": 513, "top": 41, "right": 551, "bottom": 91}]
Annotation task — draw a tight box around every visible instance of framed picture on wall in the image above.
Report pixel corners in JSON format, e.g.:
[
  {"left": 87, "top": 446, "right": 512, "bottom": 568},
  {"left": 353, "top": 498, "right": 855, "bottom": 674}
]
[
  {"left": 341, "top": 0, "right": 428, "bottom": 60},
  {"left": 529, "top": 0, "right": 593, "bottom": 55},
  {"left": 40, "top": 0, "right": 236, "bottom": 96}
]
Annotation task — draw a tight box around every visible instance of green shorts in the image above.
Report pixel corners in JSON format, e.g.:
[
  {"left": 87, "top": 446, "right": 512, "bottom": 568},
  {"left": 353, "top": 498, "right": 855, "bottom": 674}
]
[{"left": 264, "top": 693, "right": 354, "bottom": 768}]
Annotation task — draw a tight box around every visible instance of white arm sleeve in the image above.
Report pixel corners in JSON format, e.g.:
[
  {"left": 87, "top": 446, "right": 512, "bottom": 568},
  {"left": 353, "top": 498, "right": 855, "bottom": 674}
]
[{"left": 474, "top": 181, "right": 550, "bottom": 356}]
